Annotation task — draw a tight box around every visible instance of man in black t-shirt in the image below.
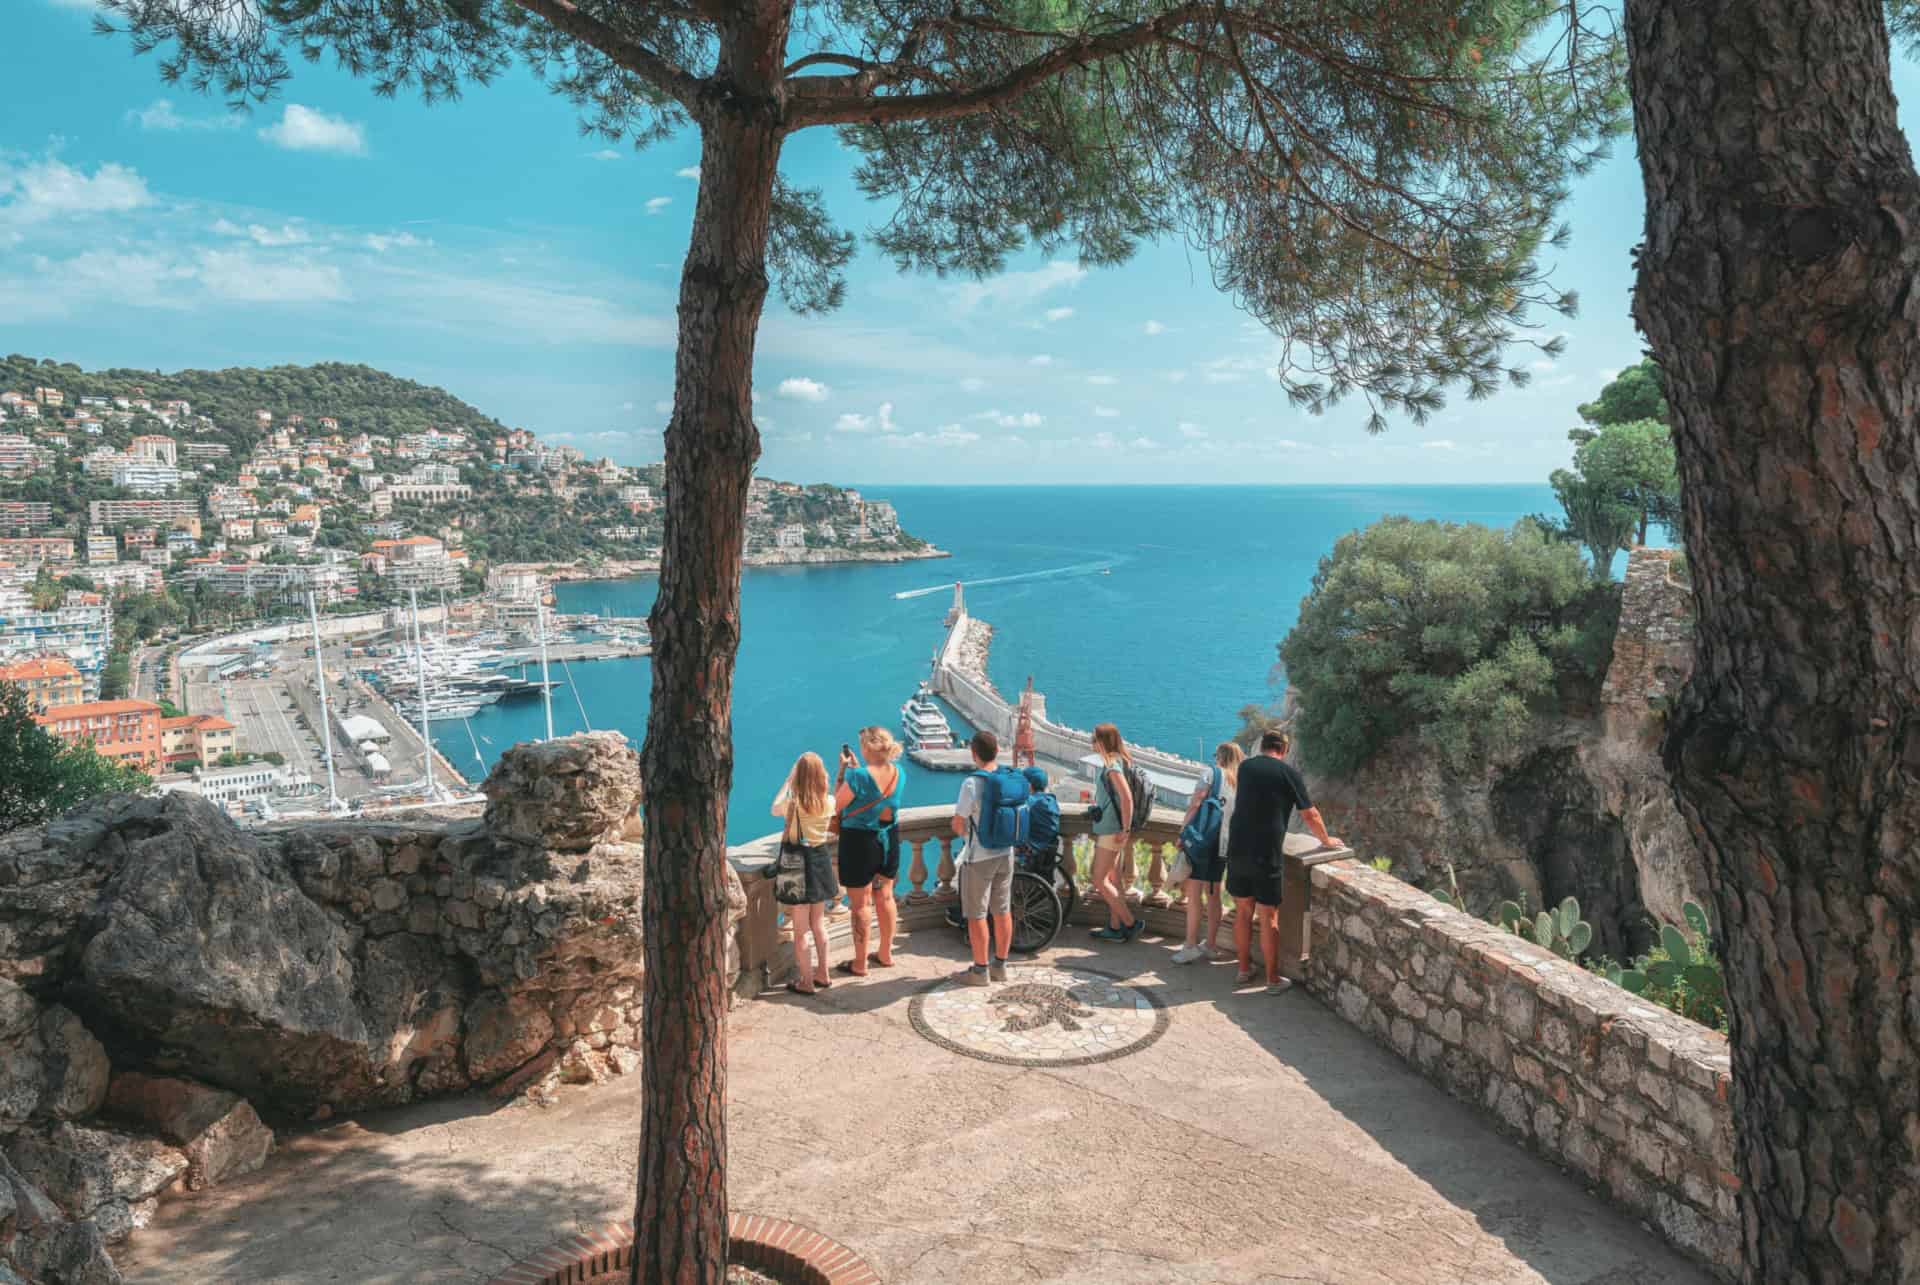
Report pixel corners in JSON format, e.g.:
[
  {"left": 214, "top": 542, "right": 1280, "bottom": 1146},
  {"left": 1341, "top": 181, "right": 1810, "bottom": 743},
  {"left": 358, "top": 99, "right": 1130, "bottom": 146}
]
[{"left": 1227, "top": 728, "right": 1340, "bottom": 994}]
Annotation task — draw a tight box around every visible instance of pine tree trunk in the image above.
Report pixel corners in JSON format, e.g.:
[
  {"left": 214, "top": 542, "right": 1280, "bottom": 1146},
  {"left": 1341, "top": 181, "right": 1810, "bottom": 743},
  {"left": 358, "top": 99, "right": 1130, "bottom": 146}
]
[
  {"left": 631, "top": 11, "right": 786, "bottom": 1278},
  {"left": 1626, "top": 2, "right": 1920, "bottom": 1277}
]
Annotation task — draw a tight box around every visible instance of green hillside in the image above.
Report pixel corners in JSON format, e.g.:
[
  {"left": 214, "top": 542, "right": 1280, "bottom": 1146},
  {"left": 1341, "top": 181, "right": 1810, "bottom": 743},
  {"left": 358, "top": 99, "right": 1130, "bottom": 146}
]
[{"left": 0, "top": 355, "right": 504, "bottom": 439}]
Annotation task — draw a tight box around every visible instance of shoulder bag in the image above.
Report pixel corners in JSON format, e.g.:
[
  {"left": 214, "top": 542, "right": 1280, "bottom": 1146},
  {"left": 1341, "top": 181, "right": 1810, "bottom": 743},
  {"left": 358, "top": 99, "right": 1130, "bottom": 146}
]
[{"left": 774, "top": 799, "right": 811, "bottom": 905}]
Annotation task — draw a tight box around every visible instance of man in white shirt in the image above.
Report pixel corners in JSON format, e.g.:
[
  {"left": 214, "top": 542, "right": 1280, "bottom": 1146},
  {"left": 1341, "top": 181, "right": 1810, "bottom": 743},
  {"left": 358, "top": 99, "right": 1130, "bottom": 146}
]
[{"left": 950, "top": 729, "right": 1015, "bottom": 986}]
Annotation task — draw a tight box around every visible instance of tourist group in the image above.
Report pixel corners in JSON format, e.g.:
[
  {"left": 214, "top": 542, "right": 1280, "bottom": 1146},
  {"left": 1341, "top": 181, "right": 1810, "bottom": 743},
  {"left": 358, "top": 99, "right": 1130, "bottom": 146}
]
[{"left": 770, "top": 722, "right": 1340, "bottom": 996}]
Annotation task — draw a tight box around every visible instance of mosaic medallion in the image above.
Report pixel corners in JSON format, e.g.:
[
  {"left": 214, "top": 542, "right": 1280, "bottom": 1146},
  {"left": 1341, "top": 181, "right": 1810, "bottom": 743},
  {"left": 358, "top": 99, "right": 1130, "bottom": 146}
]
[{"left": 909, "top": 963, "right": 1168, "bottom": 1067}]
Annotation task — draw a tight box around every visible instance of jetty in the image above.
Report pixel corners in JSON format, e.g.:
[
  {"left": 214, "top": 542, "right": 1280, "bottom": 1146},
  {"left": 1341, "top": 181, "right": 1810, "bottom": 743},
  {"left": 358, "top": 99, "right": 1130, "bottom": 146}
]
[{"left": 923, "top": 584, "right": 1208, "bottom": 803}]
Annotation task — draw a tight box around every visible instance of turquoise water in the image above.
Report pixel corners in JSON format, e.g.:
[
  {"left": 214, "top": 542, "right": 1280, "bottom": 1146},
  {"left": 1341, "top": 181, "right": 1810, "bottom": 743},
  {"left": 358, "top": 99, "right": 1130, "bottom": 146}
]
[{"left": 437, "top": 484, "right": 1593, "bottom": 843}]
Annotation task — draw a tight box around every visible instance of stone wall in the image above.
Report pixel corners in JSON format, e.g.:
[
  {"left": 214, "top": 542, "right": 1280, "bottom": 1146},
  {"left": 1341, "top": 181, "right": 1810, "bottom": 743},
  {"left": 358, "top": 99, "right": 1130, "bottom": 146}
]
[
  {"left": 1305, "top": 860, "right": 1739, "bottom": 1277},
  {"left": 0, "top": 731, "right": 735, "bottom": 1283},
  {"left": 1600, "top": 546, "right": 1695, "bottom": 744}
]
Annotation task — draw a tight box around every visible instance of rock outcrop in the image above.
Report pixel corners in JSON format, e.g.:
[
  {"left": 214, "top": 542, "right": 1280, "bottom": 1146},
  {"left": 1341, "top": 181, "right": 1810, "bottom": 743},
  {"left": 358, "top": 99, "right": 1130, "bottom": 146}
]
[
  {"left": 0, "top": 729, "right": 756, "bottom": 1282},
  {"left": 1304, "top": 548, "right": 1710, "bottom": 953}
]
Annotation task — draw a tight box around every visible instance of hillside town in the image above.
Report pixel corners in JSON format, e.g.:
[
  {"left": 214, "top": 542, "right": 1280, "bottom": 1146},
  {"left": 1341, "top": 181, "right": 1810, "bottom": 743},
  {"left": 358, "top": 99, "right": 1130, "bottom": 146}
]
[{"left": 0, "top": 363, "right": 928, "bottom": 813}]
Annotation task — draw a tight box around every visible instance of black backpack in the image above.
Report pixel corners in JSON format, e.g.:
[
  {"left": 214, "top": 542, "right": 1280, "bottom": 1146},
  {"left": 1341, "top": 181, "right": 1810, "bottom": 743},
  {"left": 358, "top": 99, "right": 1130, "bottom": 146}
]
[{"left": 1123, "top": 762, "right": 1155, "bottom": 832}]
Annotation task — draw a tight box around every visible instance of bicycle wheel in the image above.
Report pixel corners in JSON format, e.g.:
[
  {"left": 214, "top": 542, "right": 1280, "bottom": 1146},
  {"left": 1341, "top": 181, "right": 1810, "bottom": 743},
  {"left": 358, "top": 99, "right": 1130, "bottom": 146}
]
[{"left": 1010, "top": 869, "right": 1064, "bottom": 954}]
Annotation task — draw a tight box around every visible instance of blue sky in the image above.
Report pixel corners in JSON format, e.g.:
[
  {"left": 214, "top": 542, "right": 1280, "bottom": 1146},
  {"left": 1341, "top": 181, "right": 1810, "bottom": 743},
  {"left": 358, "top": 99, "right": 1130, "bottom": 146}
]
[{"left": 8, "top": 4, "right": 1908, "bottom": 485}]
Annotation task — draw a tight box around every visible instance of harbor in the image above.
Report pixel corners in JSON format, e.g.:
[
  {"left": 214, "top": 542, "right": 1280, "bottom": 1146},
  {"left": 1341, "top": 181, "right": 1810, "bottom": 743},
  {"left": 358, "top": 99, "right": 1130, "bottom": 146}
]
[{"left": 167, "top": 581, "right": 651, "bottom": 822}]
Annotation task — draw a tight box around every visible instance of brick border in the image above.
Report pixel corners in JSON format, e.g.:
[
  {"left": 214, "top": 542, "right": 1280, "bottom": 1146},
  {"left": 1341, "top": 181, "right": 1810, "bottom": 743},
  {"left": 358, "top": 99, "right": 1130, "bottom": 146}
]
[
  {"left": 485, "top": 1214, "right": 880, "bottom": 1285},
  {"left": 907, "top": 961, "right": 1170, "bottom": 1068}
]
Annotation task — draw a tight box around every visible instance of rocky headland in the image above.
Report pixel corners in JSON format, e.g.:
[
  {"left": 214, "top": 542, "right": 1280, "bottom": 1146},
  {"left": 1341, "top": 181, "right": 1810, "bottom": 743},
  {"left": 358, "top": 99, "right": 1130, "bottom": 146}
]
[
  {"left": 1303, "top": 548, "right": 1706, "bottom": 957},
  {"left": 0, "top": 731, "right": 717, "bottom": 1283}
]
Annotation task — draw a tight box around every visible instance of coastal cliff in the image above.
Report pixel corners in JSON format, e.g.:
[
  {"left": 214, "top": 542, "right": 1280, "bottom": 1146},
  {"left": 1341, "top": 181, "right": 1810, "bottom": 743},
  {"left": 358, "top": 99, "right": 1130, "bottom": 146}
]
[{"left": 1303, "top": 548, "right": 1707, "bottom": 956}]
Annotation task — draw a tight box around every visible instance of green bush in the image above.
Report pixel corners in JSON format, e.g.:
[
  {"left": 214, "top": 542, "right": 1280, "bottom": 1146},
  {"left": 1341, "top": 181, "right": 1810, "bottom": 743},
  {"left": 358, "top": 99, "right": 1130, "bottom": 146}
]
[{"left": 1279, "top": 517, "right": 1616, "bottom": 777}]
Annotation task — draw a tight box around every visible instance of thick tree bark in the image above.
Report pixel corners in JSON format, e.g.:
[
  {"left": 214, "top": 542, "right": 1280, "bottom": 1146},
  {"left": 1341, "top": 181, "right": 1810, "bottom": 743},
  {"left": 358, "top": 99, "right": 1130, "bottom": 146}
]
[
  {"left": 632, "top": 6, "right": 788, "bottom": 1280},
  {"left": 1627, "top": 2, "right": 1920, "bottom": 1278}
]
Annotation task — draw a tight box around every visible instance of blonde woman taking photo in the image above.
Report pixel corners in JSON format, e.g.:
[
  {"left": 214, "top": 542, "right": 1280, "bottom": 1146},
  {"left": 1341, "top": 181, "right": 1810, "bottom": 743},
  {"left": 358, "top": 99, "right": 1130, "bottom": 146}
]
[
  {"left": 1086, "top": 722, "right": 1143, "bottom": 942},
  {"left": 833, "top": 725, "right": 905, "bottom": 977},
  {"left": 771, "top": 751, "right": 838, "bottom": 995}
]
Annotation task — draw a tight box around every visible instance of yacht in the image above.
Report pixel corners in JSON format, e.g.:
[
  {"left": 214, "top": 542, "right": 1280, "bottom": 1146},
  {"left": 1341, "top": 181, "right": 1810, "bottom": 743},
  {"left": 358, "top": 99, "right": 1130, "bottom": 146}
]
[{"left": 901, "top": 682, "right": 955, "bottom": 751}]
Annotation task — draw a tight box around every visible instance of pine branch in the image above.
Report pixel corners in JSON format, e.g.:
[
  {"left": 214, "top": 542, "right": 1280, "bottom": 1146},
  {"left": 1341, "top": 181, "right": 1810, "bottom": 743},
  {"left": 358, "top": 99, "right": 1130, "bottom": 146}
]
[{"left": 506, "top": 0, "right": 704, "bottom": 112}]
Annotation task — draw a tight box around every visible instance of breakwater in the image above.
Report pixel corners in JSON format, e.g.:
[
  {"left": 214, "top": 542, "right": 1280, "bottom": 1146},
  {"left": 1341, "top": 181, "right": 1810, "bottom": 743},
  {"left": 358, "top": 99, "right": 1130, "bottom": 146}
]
[{"left": 928, "top": 600, "right": 1209, "bottom": 801}]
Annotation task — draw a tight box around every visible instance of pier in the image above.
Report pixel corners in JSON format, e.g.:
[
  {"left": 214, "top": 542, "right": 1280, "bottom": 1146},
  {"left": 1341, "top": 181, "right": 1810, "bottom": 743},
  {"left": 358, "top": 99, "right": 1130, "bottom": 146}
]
[{"left": 924, "top": 585, "right": 1208, "bottom": 804}]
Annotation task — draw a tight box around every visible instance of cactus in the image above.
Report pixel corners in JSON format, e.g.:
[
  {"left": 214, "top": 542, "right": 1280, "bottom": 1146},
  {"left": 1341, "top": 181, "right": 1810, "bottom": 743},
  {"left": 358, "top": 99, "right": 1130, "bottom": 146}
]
[
  {"left": 1594, "top": 899, "right": 1726, "bottom": 1032},
  {"left": 1484, "top": 893, "right": 1595, "bottom": 961}
]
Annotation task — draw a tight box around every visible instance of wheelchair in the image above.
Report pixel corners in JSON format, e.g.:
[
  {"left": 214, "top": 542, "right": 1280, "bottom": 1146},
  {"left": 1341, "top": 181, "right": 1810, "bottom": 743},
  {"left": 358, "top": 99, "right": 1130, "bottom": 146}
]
[{"left": 944, "top": 844, "right": 1079, "bottom": 953}]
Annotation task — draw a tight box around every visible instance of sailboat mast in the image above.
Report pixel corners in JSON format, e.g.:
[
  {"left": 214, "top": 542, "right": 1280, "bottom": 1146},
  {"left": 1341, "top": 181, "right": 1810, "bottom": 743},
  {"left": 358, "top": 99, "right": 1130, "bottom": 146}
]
[
  {"left": 409, "top": 588, "right": 435, "bottom": 798},
  {"left": 537, "top": 589, "right": 555, "bottom": 741},
  {"left": 307, "top": 590, "right": 338, "bottom": 812}
]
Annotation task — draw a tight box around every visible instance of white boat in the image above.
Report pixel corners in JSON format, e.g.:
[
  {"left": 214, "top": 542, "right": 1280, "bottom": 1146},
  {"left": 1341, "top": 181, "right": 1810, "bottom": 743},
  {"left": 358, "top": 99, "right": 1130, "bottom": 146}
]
[{"left": 901, "top": 682, "right": 954, "bottom": 750}]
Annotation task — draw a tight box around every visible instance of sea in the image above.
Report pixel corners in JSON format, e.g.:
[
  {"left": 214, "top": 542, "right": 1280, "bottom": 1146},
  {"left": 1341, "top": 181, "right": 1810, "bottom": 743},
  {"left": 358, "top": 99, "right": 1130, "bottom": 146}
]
[{"left": 434, "top": 484, "right": 1576, "bottom": 844}]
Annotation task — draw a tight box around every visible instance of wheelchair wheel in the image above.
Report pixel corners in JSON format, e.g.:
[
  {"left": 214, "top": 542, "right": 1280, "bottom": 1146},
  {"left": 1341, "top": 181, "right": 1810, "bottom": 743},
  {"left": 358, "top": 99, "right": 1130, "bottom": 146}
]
[{"left": 1010, "top": 868, "right": 1065, "bottom": 954}]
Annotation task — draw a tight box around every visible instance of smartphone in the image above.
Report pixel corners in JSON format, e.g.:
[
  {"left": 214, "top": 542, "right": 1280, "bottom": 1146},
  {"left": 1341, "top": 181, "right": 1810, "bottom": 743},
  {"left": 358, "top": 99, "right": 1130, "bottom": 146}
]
[{"left": 840, "top": 742, "right": 853, "bottom": 761}]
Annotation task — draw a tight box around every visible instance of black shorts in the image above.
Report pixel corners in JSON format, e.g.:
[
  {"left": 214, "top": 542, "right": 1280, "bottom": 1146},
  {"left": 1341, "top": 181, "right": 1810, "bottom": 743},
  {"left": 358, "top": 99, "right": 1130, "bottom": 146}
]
[
  {"left": 838, "top": 828, "right": 895, "bottom": 888},
  {"left": 1226, "top": 865, "right": 1283, "bottom": 907}
]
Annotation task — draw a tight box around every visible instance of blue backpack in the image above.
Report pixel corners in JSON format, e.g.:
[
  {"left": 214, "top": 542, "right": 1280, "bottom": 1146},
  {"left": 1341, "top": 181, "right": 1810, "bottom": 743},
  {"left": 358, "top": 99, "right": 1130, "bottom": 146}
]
[
  {"left": 1024, "top": 791, "right": 1061, "bottom": 854},
  {"left": 969, "top": 767, "right": 1033, "bottom": 850},
  {"left": 1179, "top": 766, "right": 1226, "bottom": 862}
]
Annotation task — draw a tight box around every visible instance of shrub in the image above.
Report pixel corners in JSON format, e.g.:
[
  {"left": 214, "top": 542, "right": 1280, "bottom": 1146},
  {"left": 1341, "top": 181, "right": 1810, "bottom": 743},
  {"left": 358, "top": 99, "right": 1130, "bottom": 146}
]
[
  {"left": 1279, "top": 517, "right": 1616, "bottom": 777},
  {"left": 1595, "top": 901, "right": 1727, "bottom": 1032}
]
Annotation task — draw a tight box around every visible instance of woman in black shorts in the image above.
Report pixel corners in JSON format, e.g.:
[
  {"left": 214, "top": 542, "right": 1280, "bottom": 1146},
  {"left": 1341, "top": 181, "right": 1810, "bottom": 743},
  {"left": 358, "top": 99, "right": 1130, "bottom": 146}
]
[{"left": 832, "top": 726, "right": 905, "bottom": 978}]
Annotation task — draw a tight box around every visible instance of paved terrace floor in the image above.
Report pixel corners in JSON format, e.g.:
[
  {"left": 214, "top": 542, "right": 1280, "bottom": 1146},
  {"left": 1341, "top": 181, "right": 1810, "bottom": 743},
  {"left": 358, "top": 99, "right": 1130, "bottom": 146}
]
[{"left": 118, "top": 930, "right": 1705, "bottom": 1284}]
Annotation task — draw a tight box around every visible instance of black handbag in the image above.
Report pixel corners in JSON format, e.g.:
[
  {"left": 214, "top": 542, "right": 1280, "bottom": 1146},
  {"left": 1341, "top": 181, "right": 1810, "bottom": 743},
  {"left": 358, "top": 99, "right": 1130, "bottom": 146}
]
[{"left": 774, "top": 800, "right": 810, "bottom": 905}]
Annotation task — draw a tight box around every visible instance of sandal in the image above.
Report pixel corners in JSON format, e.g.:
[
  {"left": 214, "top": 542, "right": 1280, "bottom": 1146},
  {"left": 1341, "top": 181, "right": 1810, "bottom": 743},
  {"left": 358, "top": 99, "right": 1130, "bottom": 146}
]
[
  {"left": 834, "top": 961, "right": 867, "bottom": 978},
  {"left": 867, "top": 954, "right": 896, "bottom": 969},
  {"left": 814, "top": 975, "right": 834, "bottom": 989},
  {"left": 785, "top": 981, "right": 817, "bottom": 996}
]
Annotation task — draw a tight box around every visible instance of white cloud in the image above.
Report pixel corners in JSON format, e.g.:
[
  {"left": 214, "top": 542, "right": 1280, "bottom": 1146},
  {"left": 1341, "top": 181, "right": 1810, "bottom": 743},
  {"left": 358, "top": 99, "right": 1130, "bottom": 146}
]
[
  {"left": 127, "top": 98, "right": 239, "bottom": 132},
  {"left": 1085, "top": 374, "right": 1116, "bottom": 386},
  {"left": 196, "top": 249, "right": 348, "bottom": 302},
  {"left": 1178, "top": 423, "right": 1207, "bottom": 440},
  {"left": 1529, "top": 358, "right": 1554, "bottom": 373},
  {"left": 1029, "top": 354, "right": 1054, "bottom": 368},
  {"left": 1093, "top": 406, "right": 1120, "bottom": 419},
  {"left": 972, "top": 409, "right": 1043, "bottom": 429},
  {"left": 1422, "top": 439, "right": 1457, "bottom": 451},
  {"left": 653, "top": 399, "right": 673, "bottom": 415},
  {"left": 1598, "top": 367, "right": 1620, "bottom": 382},
  {"left": 620, "top": 401, "right": 635, "bottom": 411},
  {"left": 1143, "top": 320, "right": 1167, "bottom": 336},
  {"left": 363, "top": 231, "right": 426, "bottom": 253},
  {"left": 1130, "top": 436, "right": 1162, "bottom": 450},
  {"left": 836, "top": 402, "right": 898, "bottom": 434},
  {"left": 777, "top": 377, "right": 830, "bottom": 403},
  {"left": 947, "top": 260, "right": 1085, "bottom": 312},
  {"left": 259, "top": 104, "right": 367, "bottom": 155},
  {"left": 1165, "top": 371, "right": 1188, "bottom": 383},
  {"left": 959, "top": 377, "right": 986, "bottom": 393},
  {"left": 676, "top": 165, "right": 701, "bottom": 179},
  {"left": 645, "top": 196, "right": 672, "bottom": 215},
  {"left": 211, "top": 219, "right": 312, "bottom": 247},
  {"left": 1044, "top": 306, "right": 1074, "bottom": 323},
  {"left": 0, "top": 157, "right": 150, "bottom": 223},
  {"left": 883, "top": 424, "right": 980, "bottom": 448},
  {"left": 589, "top": 148, "right": 623, "bottom": 161}
]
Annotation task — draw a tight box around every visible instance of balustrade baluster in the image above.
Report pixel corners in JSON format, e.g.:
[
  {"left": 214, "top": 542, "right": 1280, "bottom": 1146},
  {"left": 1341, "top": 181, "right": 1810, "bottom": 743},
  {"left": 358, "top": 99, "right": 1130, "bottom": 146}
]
[
  {"left": 907, "top": 838, "right": 930, "bottom": 902},
  {"left": 1146, "top": 843, "right": 1169, "bottom": 906},
  {"left": 935, "top": 838, "right": 957, "bottom": 897}
]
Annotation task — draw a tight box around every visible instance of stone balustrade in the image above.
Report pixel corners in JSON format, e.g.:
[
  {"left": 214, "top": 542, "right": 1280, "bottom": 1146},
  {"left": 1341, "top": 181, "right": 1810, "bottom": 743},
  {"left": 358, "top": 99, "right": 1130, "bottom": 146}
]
[{"left": 727, "top": 802, "right": 1339, "bottom": 989}]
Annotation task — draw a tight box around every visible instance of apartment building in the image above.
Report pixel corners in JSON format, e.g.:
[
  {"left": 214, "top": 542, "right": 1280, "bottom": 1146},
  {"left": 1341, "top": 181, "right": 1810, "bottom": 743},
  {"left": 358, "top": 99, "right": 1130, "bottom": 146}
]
[
  {"left": 0, "top": 656, "right": 84, "bottom": 711},
  {"left": 35, "top": 699, "right": 163, "bottom": 772}
]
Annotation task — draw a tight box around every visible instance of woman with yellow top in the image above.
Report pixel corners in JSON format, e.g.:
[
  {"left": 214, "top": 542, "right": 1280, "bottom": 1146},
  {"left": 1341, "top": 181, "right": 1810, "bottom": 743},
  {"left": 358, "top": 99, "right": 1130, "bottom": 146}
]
[{"left": 772, "top": 751, "right": 839, "bottom": 995}]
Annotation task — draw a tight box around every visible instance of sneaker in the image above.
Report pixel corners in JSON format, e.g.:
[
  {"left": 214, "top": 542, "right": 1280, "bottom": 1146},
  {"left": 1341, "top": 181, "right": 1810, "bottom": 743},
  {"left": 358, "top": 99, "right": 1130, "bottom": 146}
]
[
  {"left": 989, "top": 959, "right": 1008, "bottom": 982},
  {"left": 1091, "top": 927, "right": 1127, "bottom": 942},
  {"left": 955, "top": 967, "right": 990, "bottom": 987},
  {"left": 1265, "top": 978, "right": 1296, "bottom": 996},
  {"left": 1170, "top": 944, "right": 1202, "bottom": 964},
  {"left": 1123, "top": 917, "right": 1146, "bottom": 942},
  {"left": 1234, "top": 968, "right": 1257, "bottom": 986}
]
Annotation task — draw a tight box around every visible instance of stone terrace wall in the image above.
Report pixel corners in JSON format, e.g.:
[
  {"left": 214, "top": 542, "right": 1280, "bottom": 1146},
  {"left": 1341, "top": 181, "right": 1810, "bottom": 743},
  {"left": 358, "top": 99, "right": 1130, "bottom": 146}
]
[
  {"left": 1601, "top": 546, "right": 1695, "bottom": 744},
  {"left": 1304, "top": 860, "right": 1739, "bottom": 1277}
]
